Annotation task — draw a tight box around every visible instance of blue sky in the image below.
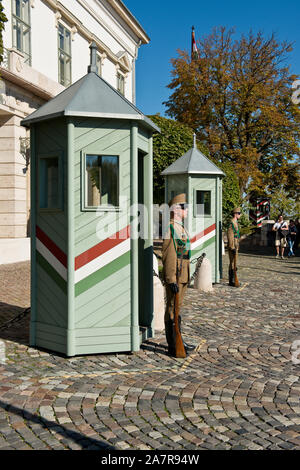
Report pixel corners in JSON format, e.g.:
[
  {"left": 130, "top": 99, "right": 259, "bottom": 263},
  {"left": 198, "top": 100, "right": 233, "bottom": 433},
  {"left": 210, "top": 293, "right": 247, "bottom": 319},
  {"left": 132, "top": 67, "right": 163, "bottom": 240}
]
[{"left": 124, "top": 0, "right": 300, "bottom": 117}]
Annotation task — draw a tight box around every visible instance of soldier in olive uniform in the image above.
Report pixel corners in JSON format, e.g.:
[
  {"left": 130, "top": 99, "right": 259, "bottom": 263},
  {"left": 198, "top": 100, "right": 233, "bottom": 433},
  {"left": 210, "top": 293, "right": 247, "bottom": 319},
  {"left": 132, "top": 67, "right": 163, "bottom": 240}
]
[
  {"left": 227, "top": 207, "right": 241, "bottom": 286},
  {"left": 162, "top": 193, "right": 195, "bottom": 356}
]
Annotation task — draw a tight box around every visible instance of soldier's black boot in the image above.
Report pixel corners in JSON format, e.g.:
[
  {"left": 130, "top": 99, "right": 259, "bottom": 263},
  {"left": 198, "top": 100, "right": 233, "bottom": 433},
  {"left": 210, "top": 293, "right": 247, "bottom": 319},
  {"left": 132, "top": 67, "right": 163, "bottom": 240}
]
[
  {"left": 228, "top": 268, "right": 235, "bottom": 286},
  {"left": 178, "top": 316, "right": 195, "bottom": 353},
  {"left": 165, "top": 320, "right": 176, "bottom": 356}
]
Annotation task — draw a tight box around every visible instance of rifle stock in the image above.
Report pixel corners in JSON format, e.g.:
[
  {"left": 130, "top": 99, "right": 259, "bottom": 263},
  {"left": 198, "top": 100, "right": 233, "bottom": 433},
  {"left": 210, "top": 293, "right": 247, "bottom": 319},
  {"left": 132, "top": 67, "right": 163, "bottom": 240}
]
[{"left": 174, "top": 291, "right": 187, "bottom": 358}]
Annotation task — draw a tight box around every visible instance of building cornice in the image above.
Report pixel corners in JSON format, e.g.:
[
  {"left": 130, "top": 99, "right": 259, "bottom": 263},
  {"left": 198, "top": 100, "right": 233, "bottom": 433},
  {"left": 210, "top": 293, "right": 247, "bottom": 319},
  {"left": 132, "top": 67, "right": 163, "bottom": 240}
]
[
  {"left": 0, "top": 49, "right": 65, "bottom": 102},
  {"left": 105, "top": 0, "right": 150, "bottom": 44}
]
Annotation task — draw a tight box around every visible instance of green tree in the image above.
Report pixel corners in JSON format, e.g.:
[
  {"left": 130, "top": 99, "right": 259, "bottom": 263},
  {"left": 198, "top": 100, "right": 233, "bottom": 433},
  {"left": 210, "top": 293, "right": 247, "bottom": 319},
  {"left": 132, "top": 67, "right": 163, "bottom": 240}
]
[
  {"left": 0, "top": 1, "right": 7, "bottom": 66},
  {"left": 269, "top": 185, "right": 300, "bottom": 219},
  {"left": 149, "top": 114, "right": 243, "bottom": 231},
  {"left": 149, "top": 114, "right": 207, "bottom": 204},
  {"left": 164, "top": 27, "right": 300, "bottom": 198},
  {"left": 216, "top": 161, "right": 241, "bottom": 226}
]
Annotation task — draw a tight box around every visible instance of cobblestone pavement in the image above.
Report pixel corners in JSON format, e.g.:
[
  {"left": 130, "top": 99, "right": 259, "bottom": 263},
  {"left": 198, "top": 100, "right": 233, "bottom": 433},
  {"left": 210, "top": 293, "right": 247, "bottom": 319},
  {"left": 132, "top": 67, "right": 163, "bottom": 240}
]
[{"left": 0, "top": 249, "right": 299, "bottom": 450}]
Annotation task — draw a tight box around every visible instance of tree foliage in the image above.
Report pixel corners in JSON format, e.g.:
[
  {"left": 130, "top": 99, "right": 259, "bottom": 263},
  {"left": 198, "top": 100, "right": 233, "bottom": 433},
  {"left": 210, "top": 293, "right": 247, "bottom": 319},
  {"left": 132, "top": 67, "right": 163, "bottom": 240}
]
[
  {"left": 215, "top": 160, "right": 241, "bottom": 226},
  {"left": 150, "top": 115, "right": 242, "bottom": 229},
  {"left": 269, "top": 185, "right": 300, "bottom": 220},
  {"left": 164, "top": 27, "right": 300, "bottom": 198},
  {"left": 0, "top": 1, "right": 7, "bottom": 65},
  {"left": 149, "top": 114, "right": 207, "bottom": 204}
]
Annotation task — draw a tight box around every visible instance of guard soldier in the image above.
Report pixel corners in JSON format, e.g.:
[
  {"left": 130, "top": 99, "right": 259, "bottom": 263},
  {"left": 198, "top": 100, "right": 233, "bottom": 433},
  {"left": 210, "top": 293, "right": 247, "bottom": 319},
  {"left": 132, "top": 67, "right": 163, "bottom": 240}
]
[
  {"left": 227, "top": 207, "right": 241, "bottom": 286},
  {"left": 162, "top": 193, "right": 195, "bottom": 356}
]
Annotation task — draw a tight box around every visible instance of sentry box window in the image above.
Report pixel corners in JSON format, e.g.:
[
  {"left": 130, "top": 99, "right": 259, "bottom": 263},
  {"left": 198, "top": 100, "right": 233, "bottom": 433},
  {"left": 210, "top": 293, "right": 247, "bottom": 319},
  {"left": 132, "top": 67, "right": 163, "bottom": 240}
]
[
  {"left": 84, "top": 154, "right": 119, "bottom": 210},
  {"left": 39, "top": 154, "right": 63, "bottom": 211},
  {"left": 195, "top": 190, "right": 211, "bottom": 216}
]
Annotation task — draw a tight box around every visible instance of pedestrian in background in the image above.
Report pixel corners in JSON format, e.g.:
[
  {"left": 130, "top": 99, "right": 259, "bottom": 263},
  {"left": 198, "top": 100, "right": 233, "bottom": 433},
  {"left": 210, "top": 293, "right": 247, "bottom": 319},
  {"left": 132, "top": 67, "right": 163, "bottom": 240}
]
[
  {"left": 272, "top": 215, "right": 288, "bottom": 259},
  {"left": 295, "top": 218, "right": 300, "bottom": 254},
  {"left": 287, "top": 220, "right": 297, "bottom": 258}
]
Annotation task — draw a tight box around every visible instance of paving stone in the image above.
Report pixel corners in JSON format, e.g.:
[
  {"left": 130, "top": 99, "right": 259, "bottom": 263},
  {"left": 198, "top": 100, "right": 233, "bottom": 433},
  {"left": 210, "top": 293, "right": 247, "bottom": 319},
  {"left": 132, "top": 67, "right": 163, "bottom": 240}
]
[{"left": 0, "top": 249, "right": 299, "bottom": 450}]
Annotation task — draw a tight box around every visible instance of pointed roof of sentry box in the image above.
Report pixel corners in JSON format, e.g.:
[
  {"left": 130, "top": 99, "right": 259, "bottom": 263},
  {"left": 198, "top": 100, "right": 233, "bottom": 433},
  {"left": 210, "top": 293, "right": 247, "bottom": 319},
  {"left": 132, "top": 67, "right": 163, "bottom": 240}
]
[
  {"left": 21, "top": 42, "right": 160, "bottom": 133},
  {"left": 161, "top": 134, "right": 224, "bottom": 176}
]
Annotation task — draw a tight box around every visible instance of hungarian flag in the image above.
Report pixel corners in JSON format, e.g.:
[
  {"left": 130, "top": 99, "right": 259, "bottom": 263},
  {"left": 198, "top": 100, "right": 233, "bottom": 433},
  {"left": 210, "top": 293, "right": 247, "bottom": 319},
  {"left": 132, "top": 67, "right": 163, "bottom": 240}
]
[{"left": 191, "top": 26, "right": 199, "bottom": 60}]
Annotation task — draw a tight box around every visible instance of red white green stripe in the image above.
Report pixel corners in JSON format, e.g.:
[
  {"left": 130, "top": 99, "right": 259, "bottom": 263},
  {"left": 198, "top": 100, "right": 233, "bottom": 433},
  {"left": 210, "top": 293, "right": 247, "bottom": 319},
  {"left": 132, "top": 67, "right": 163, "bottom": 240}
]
[
  {"left": 191, "top": 223, "right": 216, "bottom": 250},
  {"left": 36, "top": 225, "right": 131, "bottom": 296}
]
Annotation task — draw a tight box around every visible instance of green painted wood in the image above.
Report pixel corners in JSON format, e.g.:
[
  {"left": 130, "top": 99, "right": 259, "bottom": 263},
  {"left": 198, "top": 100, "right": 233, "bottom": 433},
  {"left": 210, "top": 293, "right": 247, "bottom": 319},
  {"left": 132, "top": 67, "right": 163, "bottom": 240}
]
[
  {"left": 75, "top": 250, "right": 130, "bottom": 296},
  {"left": 36, "top": 298, "right": 64, "bottom": 328},
  {"left": 75, "top": 288, "right": 131, "bottom": 328},
  {"left": 35, "top": 321, "right": 67, "bottom": 354},
  {"left": 75, "top": 210, "right": 130, "bottom": 249},
  {"left": 36, "top": 119, "right": 68, "bottom": 254},
  {"left": 130, "top": 124, "right": 139, "bottom": 352},
  {"left": 191, "top": 237, "right": 216, "bottom": 282},
  {"left": 76, "top": 264, "right": 130, "bottom": 309},
  {"left": 67, "top": 119, "right": 76, "bottom": 356},
  {"left": 36, "top": 251, "right": 67, "bottom": 293},
  {"left": 111, "top": 314, "right": 131, "bottom": 327},
  {"left": 86, "top": 302, "right": 131, "bottom": 328},
  {"left": 37, "top": 215, "right": 67, "bottom": 253},
  {"left": 37, "top": 263, "right": 67, "bottom": 306},
  {"left": 75, "top": 326, "right": 130, "bottom": 337},
  {"left": 138, "top": 140, "right": 154, "bottom": 331},
  {"left": 35, "top": 321, "right": 66, "bottom": 340},
  {"left": 36, "top": 321, "right": 66, "bottom": 337},
  {"left": 166, "top": 174, "right": 188, "bottom": 203},
  {"left": 30, "top": 125, "right": 37, "bottom": 347},
  {"left": 76, "top": 333, "right": 130, "bottom": 346},
  {"left": 74, "top": 119, "right": 130, "bottom": 152},
  {"left": 75, "top": 272, "right": 130, "bottom": 322},
  {"left": 137, "top": 132, "right": 148, "bottom": 153},
  {"left": 73, "top": 123, "right": 131, "bottom": 257},
  {"left": 75, "top": 342, "right": 131, "bottom": 355}
]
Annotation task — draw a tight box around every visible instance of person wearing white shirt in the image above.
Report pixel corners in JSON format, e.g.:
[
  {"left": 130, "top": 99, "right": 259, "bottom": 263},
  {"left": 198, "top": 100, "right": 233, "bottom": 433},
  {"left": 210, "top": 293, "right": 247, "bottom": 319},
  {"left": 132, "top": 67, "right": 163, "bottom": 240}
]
[{"left": 272, "top": 215, "right": 288, "bottom": 259}]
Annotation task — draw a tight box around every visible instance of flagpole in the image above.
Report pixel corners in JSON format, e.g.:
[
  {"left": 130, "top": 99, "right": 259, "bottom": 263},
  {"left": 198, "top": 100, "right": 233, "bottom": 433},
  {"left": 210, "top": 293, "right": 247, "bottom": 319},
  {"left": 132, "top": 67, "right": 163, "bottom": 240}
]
[{"left": 191, "top": 26, "right": 198, "bottom": 60}]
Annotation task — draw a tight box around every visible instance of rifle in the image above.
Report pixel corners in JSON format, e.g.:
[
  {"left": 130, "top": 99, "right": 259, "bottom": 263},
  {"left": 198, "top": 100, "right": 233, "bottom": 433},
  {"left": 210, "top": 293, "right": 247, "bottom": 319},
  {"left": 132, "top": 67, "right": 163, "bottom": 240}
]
[
  {"left": 233, "top": 251, "right": 239, "bottom": 287},
  {"left": 173, "top": 251, "right": 187, "bottom": 359}
]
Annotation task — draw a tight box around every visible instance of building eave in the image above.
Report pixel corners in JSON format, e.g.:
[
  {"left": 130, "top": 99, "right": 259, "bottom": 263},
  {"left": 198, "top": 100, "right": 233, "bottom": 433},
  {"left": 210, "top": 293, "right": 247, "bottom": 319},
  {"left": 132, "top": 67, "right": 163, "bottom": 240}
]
[
  {"left": 106, "top": 0, "right": 150, "bottom": 44},
  {"left": 162, "top": 170, "right": 225, "bottom": 176}
]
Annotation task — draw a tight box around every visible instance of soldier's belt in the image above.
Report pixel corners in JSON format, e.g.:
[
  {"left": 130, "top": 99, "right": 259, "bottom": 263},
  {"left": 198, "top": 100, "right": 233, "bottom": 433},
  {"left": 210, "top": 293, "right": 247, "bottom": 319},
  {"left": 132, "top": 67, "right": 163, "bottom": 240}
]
[{"left": 177, "top": 254, "right": 190, "bottom": 260}]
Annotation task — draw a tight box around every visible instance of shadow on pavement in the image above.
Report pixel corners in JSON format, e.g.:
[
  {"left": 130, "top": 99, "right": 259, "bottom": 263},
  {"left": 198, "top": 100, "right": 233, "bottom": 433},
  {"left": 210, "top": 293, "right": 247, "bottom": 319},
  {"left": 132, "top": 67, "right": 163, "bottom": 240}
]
[
  {"left": 239, "top": 245, "right": 300, "bottom": 259},
  {"left": 0, "top": 399, "right": 114, "bottom": 450},
  {"left": 0, "top": 303, "right": 30, "bottom": 347}
]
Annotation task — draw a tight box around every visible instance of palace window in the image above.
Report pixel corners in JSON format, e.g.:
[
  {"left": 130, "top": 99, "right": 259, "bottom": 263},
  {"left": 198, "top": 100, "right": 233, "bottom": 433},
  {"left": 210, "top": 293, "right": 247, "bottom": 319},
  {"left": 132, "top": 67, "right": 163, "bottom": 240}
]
[
  {"left": 58, "top": 23, "right": 71, "bottom": 86},
  {"left": 117, "top": 72, "right": 125, "bottom": 95},
  {"left": 85, "top": 155, "right": 119, "bottom": 209},
  {"left": 12, "top": 0, "right": 31, "bottom": 64}
]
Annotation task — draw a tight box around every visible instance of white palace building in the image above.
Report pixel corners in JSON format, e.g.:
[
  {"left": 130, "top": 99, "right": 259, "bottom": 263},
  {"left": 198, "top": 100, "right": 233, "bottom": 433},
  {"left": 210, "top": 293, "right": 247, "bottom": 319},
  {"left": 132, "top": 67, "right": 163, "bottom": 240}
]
[{"left": 0, "top": 0, "right": 149, "bottom": 263}]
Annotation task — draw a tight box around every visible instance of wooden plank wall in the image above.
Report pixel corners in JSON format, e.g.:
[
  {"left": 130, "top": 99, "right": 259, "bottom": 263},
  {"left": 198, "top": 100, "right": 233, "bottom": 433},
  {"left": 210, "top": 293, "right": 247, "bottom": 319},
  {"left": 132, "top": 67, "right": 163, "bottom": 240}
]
[
  {"left": 73, "top": 118, "right": 131, "bottom": 354},
  {"left": 35, "top": 119, "right": 68, "bottom": 353},
  {"left": 189, "top": 175, "right": 217, "bottom": 282}
]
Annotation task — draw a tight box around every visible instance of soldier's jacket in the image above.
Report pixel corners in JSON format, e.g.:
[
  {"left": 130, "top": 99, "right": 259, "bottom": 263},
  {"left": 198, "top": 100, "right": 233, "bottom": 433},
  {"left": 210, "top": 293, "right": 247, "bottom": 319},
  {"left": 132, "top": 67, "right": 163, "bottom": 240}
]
[
  {"left": 162, "top": 220, "right": 191, "bottom": 284},
  {"left": 227, "top": 218, "right": 240, "bottom": 250}
]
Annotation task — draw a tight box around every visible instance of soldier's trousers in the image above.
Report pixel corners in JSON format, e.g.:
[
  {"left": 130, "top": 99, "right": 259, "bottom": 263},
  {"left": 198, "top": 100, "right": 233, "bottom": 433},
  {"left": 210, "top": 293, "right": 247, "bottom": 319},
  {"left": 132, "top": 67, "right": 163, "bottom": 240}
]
[
  {"left": 165, "top": 283, "right": 188, "bottom": 322},
  {"left": 228, "top": 248, "right": 238, "bottom": 271}
]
